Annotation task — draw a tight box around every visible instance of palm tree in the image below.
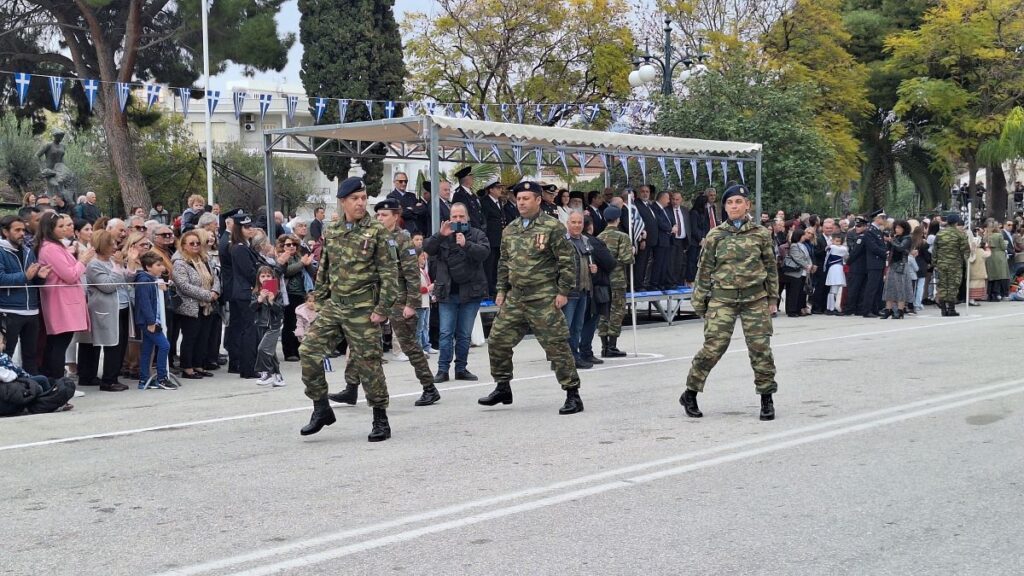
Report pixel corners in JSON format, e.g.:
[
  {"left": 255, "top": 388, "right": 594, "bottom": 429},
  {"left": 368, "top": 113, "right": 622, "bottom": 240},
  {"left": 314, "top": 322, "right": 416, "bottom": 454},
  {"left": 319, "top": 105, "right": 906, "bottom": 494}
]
[{"left": 858, "top": 110, "right": 949, "bottom": 212}]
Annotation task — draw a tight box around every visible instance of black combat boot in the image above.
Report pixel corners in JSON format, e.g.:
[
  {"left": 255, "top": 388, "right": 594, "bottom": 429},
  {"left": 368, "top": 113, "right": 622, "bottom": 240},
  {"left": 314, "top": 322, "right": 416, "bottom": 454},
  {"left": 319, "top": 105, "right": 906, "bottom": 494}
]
[
  {"left": 759, "top": 394, "right": 775, "bottom": 421},
  {"left": 368, "top": 407, "right": 391, "bottom": 442},
  {"left": 947, "top": 302, "right": 960, "bottom": 317},
  {"left": 478, "top": 382, "right": 513, "bottom": 406},
  {"left": 679, "top": 389, "right": 703, "bottom": 418},
  {"left": 328, "top": 383, "right": 358, "bottom": 405},
  {"left": 582, "top": 353, "right": 604, "bottom": 365},
  {"left": 939, "top": 302, "right": 949, "bottom": 316},
  {"left": 414, "top": 384, "right": 441, "bottom": 406},
  {"left": 558, "top": 387, "right": 584, "bottom": 415},
  {"left": 606, "top": 336, "right": 627, "bottom": 357},
  {"left": 300, "top": 398, "right": 337, "bottom": 436},
  {"left": 600, "top": 336, "right": 610, "bottom": 357}
]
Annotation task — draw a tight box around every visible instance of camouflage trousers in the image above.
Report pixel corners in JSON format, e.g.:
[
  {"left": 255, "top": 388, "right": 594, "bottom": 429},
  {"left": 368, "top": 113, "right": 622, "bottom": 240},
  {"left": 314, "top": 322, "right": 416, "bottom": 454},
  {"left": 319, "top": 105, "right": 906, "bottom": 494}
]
[
  {"left": 686, "top": 297, "right": 777, "bottom": 395},
  {"left": 489, "top": 295, "right": 580, "bottom": 390},
  {"left": 935, "top": 264, "right": 963, "bottom": 303},
  {"left": 598, "top": 286, "right": 627, "bottom": 337},
  {"left": 344, "top": 305, "right": 433, "bottom": 388},
  {"left": 299, "top": 300, "right": 389, "bottom": 408}
]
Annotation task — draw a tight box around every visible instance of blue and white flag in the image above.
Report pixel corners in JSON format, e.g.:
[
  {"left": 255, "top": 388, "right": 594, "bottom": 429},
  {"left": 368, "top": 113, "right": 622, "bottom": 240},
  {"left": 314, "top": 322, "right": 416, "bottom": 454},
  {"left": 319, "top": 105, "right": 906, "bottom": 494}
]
[
  {"left": 690, "top": 159, "right": 699, "bottom": 185},
  {"left": 721, "top": 161, "right": 729, "bottom": 187},
  {"left": 586, "top": 104, "right": 600, "bottom": 124},
  {"left": 176, "top": 87, "right": 191, "bottom": 116},
  {"left": 144, "top": 83, "right": 161, "bottom": 111},
  {"left": 516, "top": 104, "right": 525, "bottom": 124},
  {"left": 233, "top": 91, "right": 247, "bottom": 120},
  {"left": 598, "top": 153, "right": 609, "bottom": 171},
  {"left": 705, "top": 159, "right": 713, "bottom": 184},
  {"left": 117, "top": 82, "right": 132, "bottom": 112},
  {"left": 576, "top": 151, "right": 588, "bottom": 171},
  {"left": 14, "top": 73, "right": 31, "bottom": 106},
  {"left": 443, "top": 103, "right": 453, "bottom": 117},
  {"left": 657, "top": 157, "right": 668, "bottom": 180},
  {"left": 384, "top": 100, "right": 396, "bottom": 119},
  {"left": 258, "top": 93, "right": 273, "bottom": 122},
  {"left": 674, "top": 158, "right": 684, "bottom": 185},
  {"left": 482, "top": 105, "right": 491, "bottom": 122},
  {"left": 287, "top": 95, "right": 299, "bottom": 122},
  {"left": 547, "top": 104, "right": 560, "bottom": 124},
  {"left": 534, "top": 104, "right": 544, "bottom": 123},
  {"left": 48, "top": 76, "right": 64, "bottom": 111},
  {"left": 500, "top": 103, "right": 510, "bottom": 123},
  {"left": 534, "top": 148, "right": 543, "bottom": 174},
  {"left": 425, "top": 101, "right": 436, "bottom": 116},
  {"left": 465, "top": 141, "right": 481, "bottom": 163},
  {"left": 314, "top": 97, "right": 327, "bottom": 123},
  {"left": 556, "top": 148, "right": 569, "bottom": 173},
  {"left": 490, "top": 144, "right": 503, "bottom": 163},
  {"left": 83, "top": 79, "right": 99, "bottom": 112},
  {"left": 617, "top": 154, "right": 630, "bottom": 183},
  {"left": 363, "top": 100, "right": 374, "bottom": 120},
  {"left": 338, "top": 99, "right": 350, "bottom": 123},
  {"left": 461, "top": 102, "right": 471, "bottom": 119},
  {"left": 737, "top": 161, "right": 746, "bottom": 183},
  {"left": 206, "top": 90, "right": 220, "bottom": 115},
  {"left": 638, "top": 156, "right": 648, "bottom": 183},
  {"left": 511, "top": 144, "right": 523, "bottom": 171}
]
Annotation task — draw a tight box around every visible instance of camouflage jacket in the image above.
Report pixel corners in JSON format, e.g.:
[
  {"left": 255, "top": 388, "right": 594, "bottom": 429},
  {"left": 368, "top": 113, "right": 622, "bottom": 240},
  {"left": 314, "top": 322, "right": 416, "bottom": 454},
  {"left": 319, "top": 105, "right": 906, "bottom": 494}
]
[
  {"left": 387, "top": 227, "right": 422, "bottom": 309},
  {"left": 692, "top": 218, "right": 780, "bottom": 313},
  {"left": 933, "top": 226, "right": 969, "bottom": 269},
  {"left": 314, "top": 213, "right": 398, "bottom": 317},
  {"left": 496, "top": 210, "right": 575, "bottom": 302},
  {"left": 598, "top": 227, "right": 634, "bottom": 289}
]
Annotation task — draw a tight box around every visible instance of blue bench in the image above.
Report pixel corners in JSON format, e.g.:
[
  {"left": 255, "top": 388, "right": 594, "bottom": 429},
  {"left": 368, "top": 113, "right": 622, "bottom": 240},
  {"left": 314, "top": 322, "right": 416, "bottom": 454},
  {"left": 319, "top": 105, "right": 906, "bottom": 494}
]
[{"left": 478, "top": 286, "right": 694, "bottom": 325}]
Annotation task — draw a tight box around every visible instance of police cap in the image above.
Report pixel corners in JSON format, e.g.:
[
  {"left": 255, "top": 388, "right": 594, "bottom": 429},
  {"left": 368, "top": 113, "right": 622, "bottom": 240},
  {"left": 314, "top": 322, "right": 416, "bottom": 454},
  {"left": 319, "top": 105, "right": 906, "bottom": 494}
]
[{"left": 454, "top": 166, "right": 472, "bottom": 180}]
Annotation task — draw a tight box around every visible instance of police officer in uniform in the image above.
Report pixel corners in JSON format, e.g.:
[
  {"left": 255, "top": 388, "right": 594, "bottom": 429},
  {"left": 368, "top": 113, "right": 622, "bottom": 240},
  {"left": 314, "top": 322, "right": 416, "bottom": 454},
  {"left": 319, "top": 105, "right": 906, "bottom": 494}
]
[
  {"left": 452, "top": 166, "right": 484, "bottom": 230},
  {"left": 298, "top": 177, "right": 398, "bottom": 441},
  {"left": 859, "top": 209, "right": 889, "bottom": 317},
  {"left": 540, "top": 184, "right": 559, "bottom": 218},
  {"left": 680, "top": 184, "right": 779, "bottom": 421},
  {"left": 329, "top": 198, "right": 441, "bottom": 407},
  {"left": 843, "top": 217, "right": 869, "bottom": 316},
  {"left": 480, "top": 181, "right": 584, "bottom": 415}
]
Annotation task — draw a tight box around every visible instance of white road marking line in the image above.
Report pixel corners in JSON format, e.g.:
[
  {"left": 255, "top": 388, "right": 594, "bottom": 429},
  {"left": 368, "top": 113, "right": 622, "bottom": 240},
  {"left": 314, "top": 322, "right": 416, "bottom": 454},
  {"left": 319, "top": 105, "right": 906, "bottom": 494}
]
[
  {"left": 152, "top": 376, "right": 1024, "bottom": 576},
  {"left": 3, "top": 311, "right": 1020, "bottom": 453}
]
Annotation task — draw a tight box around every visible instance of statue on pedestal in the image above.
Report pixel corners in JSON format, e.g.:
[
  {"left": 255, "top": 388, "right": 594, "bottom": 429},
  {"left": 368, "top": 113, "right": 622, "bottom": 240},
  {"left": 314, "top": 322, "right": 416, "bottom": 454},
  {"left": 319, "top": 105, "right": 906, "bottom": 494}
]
[{"left": 38, "top": 130, "right": 75, "bottom": 203}]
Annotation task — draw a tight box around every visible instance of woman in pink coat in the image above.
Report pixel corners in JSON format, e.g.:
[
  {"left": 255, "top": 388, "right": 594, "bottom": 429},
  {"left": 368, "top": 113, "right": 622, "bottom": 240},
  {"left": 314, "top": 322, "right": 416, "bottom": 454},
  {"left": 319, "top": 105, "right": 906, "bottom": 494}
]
[{"left": 36, "top": 212, "right": 90, "bottom": 378}]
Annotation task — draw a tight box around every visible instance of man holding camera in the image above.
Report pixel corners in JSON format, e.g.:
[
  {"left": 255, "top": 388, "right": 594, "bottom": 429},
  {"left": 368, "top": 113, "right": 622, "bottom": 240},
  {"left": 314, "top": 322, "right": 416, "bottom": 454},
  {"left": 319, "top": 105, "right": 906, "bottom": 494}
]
[{"left": 422, "top": 203, "right": 490, "bottom": 383}]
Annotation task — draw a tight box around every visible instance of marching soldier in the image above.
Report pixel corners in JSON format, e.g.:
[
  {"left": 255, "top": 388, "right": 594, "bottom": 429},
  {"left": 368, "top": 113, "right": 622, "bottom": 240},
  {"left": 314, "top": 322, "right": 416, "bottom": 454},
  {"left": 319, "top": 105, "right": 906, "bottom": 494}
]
[
  {"left": 932, "top": 213, "right": 970, "bottom": 316},
  {"left": 480, "top": 181, "right": 584, "bottom": 414},
  {"left": 329, "top": 198, "right": 441, "bottom": 407},
  {"left": 298, "top": 177, "right": 398, "bottom": 442},
  {"left": 597, "top": 205, "right": 633, "bottom": 357},
  {"left": 680, "top": 184, "right": 779, "bottom": 421}
]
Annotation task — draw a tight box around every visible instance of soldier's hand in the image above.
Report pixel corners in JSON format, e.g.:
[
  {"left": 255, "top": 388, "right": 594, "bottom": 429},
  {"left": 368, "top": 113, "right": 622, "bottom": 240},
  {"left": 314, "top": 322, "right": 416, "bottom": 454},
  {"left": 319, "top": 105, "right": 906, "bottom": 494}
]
[
  {"left": 439, "top": 221, "right": 453, "bottom": 237},
  {"left": 403, "top": 305, "right": 416, "bottom": 319},
  {"left": 495, "top": 293, "right": 505, "bottom": 307},
  {"left": 769, "top": 303, "right": 778, "bottom": 315},
  {"left": 693, "top": 308, "right": 706, "bottom": 318},
  {"left": 554, "top": 294, "right": 567, "bottom": 309},
  {"left": 455, "top": 233, "right": 466, "bottom": 247},
  {"left": 370, "top": 312, "right": 387, "bottom": 324}
]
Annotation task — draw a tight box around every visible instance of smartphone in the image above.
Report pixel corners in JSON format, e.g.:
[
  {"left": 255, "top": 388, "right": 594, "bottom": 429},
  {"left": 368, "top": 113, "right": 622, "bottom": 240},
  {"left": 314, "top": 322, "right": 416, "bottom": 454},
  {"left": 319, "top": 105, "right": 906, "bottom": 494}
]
[{"left": 261, "top": 278, "right": 279, "bottom": 295}]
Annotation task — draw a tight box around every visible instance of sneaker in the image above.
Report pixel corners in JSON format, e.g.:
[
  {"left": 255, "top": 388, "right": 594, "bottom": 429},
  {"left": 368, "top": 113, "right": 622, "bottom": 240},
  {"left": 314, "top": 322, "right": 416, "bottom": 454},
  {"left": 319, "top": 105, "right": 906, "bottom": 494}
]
[
  {"left": 157, "top": 379, "right": 178, "bottom": 390},
  {"left": 391, "top": 351, "right": 409, "bottom": 362},
  {"left": 257, "top": 372, "right": 274, "bottom": 386},
  {"left": 272, "top": 373, "right": 287, "bottom": 387},
  {"left": 73, "top": 389, "right": 85, "bottom": 398},
  {"left": 423, "top": 347, "right": 434, "bottom": 355}
]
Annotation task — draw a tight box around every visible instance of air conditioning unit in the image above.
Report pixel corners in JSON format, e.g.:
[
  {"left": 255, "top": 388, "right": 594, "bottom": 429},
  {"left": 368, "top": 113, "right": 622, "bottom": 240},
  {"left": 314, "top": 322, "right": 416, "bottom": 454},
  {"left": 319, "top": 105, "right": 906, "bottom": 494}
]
[
  {"left": 244, "top": 123, "right": 256, "bottom": 132},
  {"left": 243, "top": 113, "right": 254, "bottom": 123}
]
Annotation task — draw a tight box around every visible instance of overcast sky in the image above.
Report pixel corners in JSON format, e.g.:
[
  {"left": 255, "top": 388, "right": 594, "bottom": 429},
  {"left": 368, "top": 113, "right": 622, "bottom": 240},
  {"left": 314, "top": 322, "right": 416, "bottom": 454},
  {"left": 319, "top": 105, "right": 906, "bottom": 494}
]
[{"left": 213, "top": 0, "right": 429, "bottom": 89}]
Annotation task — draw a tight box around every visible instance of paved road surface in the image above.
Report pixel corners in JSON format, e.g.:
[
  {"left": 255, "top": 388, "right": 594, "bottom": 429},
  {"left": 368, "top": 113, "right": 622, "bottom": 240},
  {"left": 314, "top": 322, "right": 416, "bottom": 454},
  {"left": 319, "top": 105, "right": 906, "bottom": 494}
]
[{"left": 3, "top": 304, "right": 1023, "bottom": 575}]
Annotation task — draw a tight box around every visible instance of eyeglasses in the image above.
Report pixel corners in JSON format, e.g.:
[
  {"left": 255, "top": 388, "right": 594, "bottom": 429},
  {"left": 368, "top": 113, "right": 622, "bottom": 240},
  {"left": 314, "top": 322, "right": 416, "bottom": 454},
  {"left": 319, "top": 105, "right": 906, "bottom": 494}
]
[
  {"left": 156, "top": 232, "right": 174, "bottom": 238},
  {"left": 395, "top": 180, "right": 408, "bottom": 184},
  {"left": 134, "top": 226, "right": 147, "bottom": 232},
  {"left": 185, "top": 241, "right": 200, "bottom": 247}
]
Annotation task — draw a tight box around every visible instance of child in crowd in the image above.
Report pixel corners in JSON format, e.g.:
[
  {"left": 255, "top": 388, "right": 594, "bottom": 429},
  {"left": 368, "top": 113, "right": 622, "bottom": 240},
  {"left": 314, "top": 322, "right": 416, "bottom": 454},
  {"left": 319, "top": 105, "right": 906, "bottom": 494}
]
[
  {"left": 134, "top": 251, "right": 175, "bottom": 390},
  {"left": 414, "top": 233, "right": 433, "bottom": 354},
  {"left": 252, "top": 265, "right": 285, "bottom": 387},
  {"left": 0, "top": 329, "right": 75, "bottom": 414},
  {"left": 824, "top": 233, "right": 848, "bottom": 315},
  {"left": 294, "top": 292, "right": 317, "bottom": 342}
]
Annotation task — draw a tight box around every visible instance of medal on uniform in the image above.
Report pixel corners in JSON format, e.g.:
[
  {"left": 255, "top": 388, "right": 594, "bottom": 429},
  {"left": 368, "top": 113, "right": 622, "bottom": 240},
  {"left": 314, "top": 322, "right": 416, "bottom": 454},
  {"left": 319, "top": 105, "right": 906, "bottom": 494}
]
[{"left": 536, "top": 233, "right": 546, "bottom": 251}]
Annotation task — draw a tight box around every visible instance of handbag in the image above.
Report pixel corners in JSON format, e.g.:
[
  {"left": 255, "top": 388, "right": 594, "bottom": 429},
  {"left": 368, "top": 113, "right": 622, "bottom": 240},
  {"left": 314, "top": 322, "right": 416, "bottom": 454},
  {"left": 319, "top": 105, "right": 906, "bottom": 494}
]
[{"left": 593, "top": 285, "right": 611, "bottom": 305}]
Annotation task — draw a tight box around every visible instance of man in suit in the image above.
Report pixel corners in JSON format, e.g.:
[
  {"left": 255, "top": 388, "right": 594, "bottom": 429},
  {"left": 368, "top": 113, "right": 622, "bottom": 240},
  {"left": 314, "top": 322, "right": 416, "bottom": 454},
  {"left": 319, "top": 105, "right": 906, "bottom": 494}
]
[
  {"left": 689, "top": 188, "right": 719, "bottom": 284},
  {"left": 859, "top": 210, "right": 889, "bottom": 317},
  {"left": 385, "top": 171, "right": 424, "bottom": 235},
  {"left": 410, "top": 181, "right": 452, "bottom": 235},
  {"left": 633, "top": 185, "right": 658, "bottom": 290},
  {"left": 451, "top": 166, "right": 484, "bottom": 230},
  {"left": 480, "top": 180, "right": 516, "bottom": 297},
  {"left": 649, "top": 190, "right": 675, "bottom": 290},
  {"left": 668, "top": 191, "right": 692, "bottom": 287},
  {"left": 586, "top": 191, "right": 607, "bottom": 236}
]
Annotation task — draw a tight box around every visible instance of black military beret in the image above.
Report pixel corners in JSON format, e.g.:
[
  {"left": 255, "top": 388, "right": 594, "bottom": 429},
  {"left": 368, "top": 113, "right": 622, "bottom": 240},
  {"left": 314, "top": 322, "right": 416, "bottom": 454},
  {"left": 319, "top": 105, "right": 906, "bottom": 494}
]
[
  {"left": 454, "top": 166, "right": 472, "bottom": 179},
  {"left": 721, "top": 184, "right": 749, "bottom": 204},
  {"left": 337, "top": 176, "right": 365, "bottom": 199},
  {"left": 946, "top": 213, "right": 962, "bottom": 226},
  {"left": 374, "top": 198, "right": 401, "bottom": 212},
  {"left": 511, "top": 181, "right": 543, "bottom": 196},
  {"left": 603, "top": 205, "right": 622, "bottom": 221}
]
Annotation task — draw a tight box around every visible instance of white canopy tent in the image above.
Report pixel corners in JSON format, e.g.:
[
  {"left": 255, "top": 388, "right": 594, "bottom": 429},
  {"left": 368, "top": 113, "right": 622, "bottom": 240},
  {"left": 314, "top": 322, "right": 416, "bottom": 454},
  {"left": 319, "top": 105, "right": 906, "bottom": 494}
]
[{"left": 260, "top": 115, "right": 764, "bottom": 354}]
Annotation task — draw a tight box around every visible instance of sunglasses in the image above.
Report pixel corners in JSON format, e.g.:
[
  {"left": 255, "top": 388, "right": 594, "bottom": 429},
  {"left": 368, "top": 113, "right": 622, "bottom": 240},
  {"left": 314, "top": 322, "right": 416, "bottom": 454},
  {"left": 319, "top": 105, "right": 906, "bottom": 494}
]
[{"left": 134, "top": 226, "right": 147, "bottom": 232}]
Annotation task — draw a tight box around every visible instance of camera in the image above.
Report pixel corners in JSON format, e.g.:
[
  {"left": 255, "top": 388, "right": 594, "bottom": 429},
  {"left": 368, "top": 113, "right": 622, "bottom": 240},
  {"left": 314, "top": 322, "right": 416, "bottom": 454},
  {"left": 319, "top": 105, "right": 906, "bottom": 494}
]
[{"left": 451, "top": 222, "right": 471, "bottom": 234}]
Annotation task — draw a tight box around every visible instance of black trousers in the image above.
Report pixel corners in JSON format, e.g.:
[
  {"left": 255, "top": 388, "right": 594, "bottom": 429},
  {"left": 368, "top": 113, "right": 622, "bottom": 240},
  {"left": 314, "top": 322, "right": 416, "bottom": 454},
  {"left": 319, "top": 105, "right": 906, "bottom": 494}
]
[
  {"left": 811, "top": 269, "right": 828, "bottom": 312},
  {"left": 281, "top": 293, "right": 303, "bottom": 359},
  {"left": 634, "top": 245, "right": 652, "bottom": 290},
  {"left": 485, "top": 247, "right": 500, "bottom": 298},
  {"left": 2, "top": 313, "right": 39, "bottom": 375},
  {"left": 667, "top": 240, "right": 689, "bottom": 287},
  {"left": 686, "top": 244, "right": 701, "bottom": 283},
  {"left": 650, "top": 244, "right": 672, "bottom": 289},
  {"left": 206, "top": 310, "right": 223, "bottom": 366},
  {"left": 178, "top": 312, "right": 213, "bottom": 371},
  {"left": 78, "top": 308, "right": 130, "bottom": 385},
  {"left": 846, "top": 271, "right": 866, "bottom": 315},
  {"left": 861, "top": 269, "right": 884, "bottom": 315},
  {"left": 230, "top": 298, "right": 259, "bottom": 377},
  {"left": 783, "top": 276, "right": 806, "bottom": 315},
  {"left": 42, "top": 331, "right": 75, "bottom": 379},
  {"left": 226, "top": 300, "right": 242, "bottom": 371}
]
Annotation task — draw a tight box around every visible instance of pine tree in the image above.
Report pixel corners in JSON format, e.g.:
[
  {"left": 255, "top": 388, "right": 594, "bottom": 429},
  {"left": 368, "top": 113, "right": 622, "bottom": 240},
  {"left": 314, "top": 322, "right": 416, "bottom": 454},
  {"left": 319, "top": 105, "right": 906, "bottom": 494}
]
[{"left": 299, "top": 0, "right": 406, "bottom": 194}]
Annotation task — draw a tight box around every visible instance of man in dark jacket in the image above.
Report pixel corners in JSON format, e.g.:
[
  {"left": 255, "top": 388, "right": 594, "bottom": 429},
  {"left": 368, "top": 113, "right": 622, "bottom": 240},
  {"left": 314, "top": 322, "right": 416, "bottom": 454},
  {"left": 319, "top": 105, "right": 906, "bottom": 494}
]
[
  {"left": 844, "top": 217, "right": 868, "bottom": 316},
  {"left": 586, "top": 191, "right": 607, "bottom": 236},
  {"left": 480, "top": 180, "right": 516, "bottom": 297},
  {"left": 451, "top": 166, "right": 485, "bottom": 230},
  {"left": 385, "top": 171, "right": 424, "bottom": 235},
  {"left": 633, "top": 185, "right": 658, "bottom": 289},
  {"left": 422, "top": 202, "right": 490, "bottom": 383},
  {"left": 0, "top": 216, "right": 50, "bottom": 374},
  {"left": 577, "top": 214, "right": 616, "bottom": 365},
  {"left": 649, "top": 191, "right": 675, "bottom": 290},
  {"left": 859, "top": 210, "right": 889, "bottom": 317}
]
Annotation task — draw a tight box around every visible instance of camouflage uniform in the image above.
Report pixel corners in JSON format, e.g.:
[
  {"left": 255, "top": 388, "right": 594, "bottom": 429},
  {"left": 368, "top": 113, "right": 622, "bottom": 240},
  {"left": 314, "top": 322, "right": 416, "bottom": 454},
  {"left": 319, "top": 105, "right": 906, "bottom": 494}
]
[
  {"left": 489, "top": 211, "right": 580, "bottom": 389},
  {"left": 686, "top": 218, "right": 780, "bottom": 394},
  {"left": 343, "top": 227, "right": 433, "bottom": 388},
  {"left": 299, "top": 214, "right": 397, "bottom": 407},
  {"left": 597, "top": 227, "right": 634, "bottom": 338},
  {"left": 932, "top": 225, "right": 969, "bottom": 303}
]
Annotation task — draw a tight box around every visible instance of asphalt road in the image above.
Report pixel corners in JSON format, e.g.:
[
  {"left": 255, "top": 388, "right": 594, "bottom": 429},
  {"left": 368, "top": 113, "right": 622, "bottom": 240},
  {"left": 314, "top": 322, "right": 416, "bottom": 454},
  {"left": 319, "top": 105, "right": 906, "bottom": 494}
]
[{"left": 3, "top": 303, "right": 1023, "bottom": 576}]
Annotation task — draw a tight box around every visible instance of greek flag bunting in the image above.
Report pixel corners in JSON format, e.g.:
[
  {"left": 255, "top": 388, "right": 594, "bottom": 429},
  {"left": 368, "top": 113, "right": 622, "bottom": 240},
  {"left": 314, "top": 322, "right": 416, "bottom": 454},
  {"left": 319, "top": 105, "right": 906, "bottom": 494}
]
[
  {"left": 176, "top": 87, "right": 191, "bottom": 116},
  {"left": 721, "top": 161, "right": 729, "bottom": 187},
  {"left": 534, "top": 148, "right": 543, "bottom": 174},
  {"left": 556, "top": 148, "right": 569, "bottom": 173},
  {"left": 144, "top": 83, "right": 161, "bottom": 111},
  {"left": 576, "top": 151, "right": 588, "bottom": 171},
  {"left": 674, "top": 158, "right": 684, "bottom": 185},
  {"left": 482, "top": 105, "right": 491, "bottom": 122},
  {"left": 690, "top": 159, "right": 699, "bottom": 185},
  {"left": 737, "top": 161, "right": 745, "bottom": 183},
  {"left": 386, "top": 100, "right": 398, "bottom": 119},
  {"left": 338, "top": 99, "right": 350, "bottom": 123},
  {"left": 490, "top": 144, "right": 503, "bottom": 163},
  {"left": 48, "top": 76, "right": 64, "bottom": 111},
  {"left": 638, "top": 156, "right": 648, "bottom": 183},
  {"left": 465, "top": 141, "right": 481, "bottom": 163},
  {"left": 83, "top": 79, "right": 99, "bottom": 112},
  {"left": 705, "top": 159, "right": 713, "bottom": 184},
  {"left": 363, "top": 100, "right": 374, "bottom": 120},
  {"left": 657, "top": 157, "right": 668, "bottom": 180},
  {"left": 233, "top": 91, "right": 247, "bottom": 120},
  {"left": 500, "top": 103, "right": 510, "bottom": 122},
  {"left": 117, "top": 82, "right": 132, "bottom": 112},
  {"left": 617, "top": 154, "right": 630, "bottom": 182},
  {"left": 598, "top": 153, "right": 609, "bottom": 170},
  {"left": 511, "top": 144, "right": 523, "bottom": 170},
  {"left": 14, "top": 73, "right": 31, "bottom": 106},
  {"left": 287, "top": 95, "right": 299, "bottom": 122},
  {"left": 516, "top": 104, "right": 525, "bottom": 124},
  {"left": 314, "top": 97, "right": 327, "bottom": 123},
  {"left": 534, "top": 104, "right": 543, "bottom": 123},
  {"left": 206, "top": 90, "right": 220, "bottom": 115},
  {"left": 258, "top": 93, "right": 273, "bottom": 122}
]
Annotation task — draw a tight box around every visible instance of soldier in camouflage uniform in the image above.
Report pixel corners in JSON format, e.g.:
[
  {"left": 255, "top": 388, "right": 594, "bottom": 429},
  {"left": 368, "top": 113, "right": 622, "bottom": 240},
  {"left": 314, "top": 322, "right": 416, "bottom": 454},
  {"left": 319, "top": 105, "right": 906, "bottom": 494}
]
[
  {"left": 597, "top": 205, "right": 633, "bottom": 358},
  {"left": 932, "top": 213, "right": 970, "bottom": 317},
  {"left": 680, "top": 184, "right": 779, "bottom": 421},
  {"left": 298, "top": 177, "right": 398, "bottom": 442},
  {"left": 479, "top": 181, "right": 584, "bottom": 415},
  {"left": 328, "top": 198, "right": 441, "bottom": 407}
]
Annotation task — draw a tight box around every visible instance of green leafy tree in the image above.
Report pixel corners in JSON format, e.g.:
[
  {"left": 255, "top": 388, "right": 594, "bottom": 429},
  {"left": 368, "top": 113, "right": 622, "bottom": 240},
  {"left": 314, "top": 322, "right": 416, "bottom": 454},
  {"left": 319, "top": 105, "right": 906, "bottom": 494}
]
[
  {"left": 0, "top": 117, "right": 44, "bottom": 198},
  {"left": 299, "top": 0, "right": 406, "bottom": 194},
  {"left": 214, "top": 143, "right": 314, "bottom": 216},
  {"left": 5, "top": 0, "right": 294, "bottom": 212}
]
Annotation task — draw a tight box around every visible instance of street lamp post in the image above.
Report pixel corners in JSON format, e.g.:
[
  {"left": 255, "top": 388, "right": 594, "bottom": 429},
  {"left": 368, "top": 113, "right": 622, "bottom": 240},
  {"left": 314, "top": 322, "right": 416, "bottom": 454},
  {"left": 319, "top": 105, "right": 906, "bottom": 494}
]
[{"left": 629, "top": 17, "right": 709, "bottom": 95}]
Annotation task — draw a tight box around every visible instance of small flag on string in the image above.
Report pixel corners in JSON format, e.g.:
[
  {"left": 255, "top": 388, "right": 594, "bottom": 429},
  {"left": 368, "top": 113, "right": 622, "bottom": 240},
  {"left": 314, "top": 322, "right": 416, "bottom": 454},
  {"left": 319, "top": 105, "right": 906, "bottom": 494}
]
[
  {"left": 384, "top": 100, "right": 396, "bottom": 119},
  {"left": 14, "top": 73, "right": 31, "bottom": 107},
  {"left": 705, "top": 159, "right": 713, "bottom": 184},
  {"left": 511, "top": 144, "right": 523, "bottom": 171},
  {"left": 338, "top": 99, "right": 350, "bottom": 123},
  {"left": 206, "top": 90, "right": 220, "bottom": 114},
  {"left": 482, "top": 105, "right": 491, "bottom": 122},
  {"left": 258, "top": 93, "right": 273, "bottom": 122},
  {"left": 598, "top": 153, "right": 609, "bottom": 171},
  {"left": 690, "top": 159, "right": 699, "bottom": 185},
  {"left": 556, "top": 148, "right": 569, "bottom": 173},
  {"left": 586, "top": 104, "right": 600, "bottom": 124},
  {"left": 314, "top": 97, "right": 327, "bottom": 123},
  {"left": 576, "top": 151, "right": 588, "bottom": 171},
  {"left": 737, "top": 161, "right": 746, "bottom": 183},
  {"left": 144, "top": 83, "right": 161, "bottom": 111},
  {"left": 287, "top": 95, "right": 299, "bottom": 122},
  {"left": 83, "top": 79, "right": 99, "bottom": 112},
  {"left": 547, "top": 104, "right": 560, "bottom": 124},
  {"left": 674, "top": 158, "right": 684, "bottom": 185},
  {"left": 534, "top": 148, "right": 543, "bottom": 174},
  {"left": 516, "top": 104, "right": 525, "bottom": 124},
  {"left": 48, "top": 76, "right": 64, "bottom": 111},
  {"left": 657, "top": 157, "right": 668, "bottom": 180},
  {"left": 176, "top": 87, "right": 191, "bottom": 116},
  {"left": 501, "top": 103, "right": 510, "bottom": 123},
  {"left": 465, "top": 141, "right": 481, "bottom": 163},
  {"left": 233, "top": 91, "right": 247, "bottom": 120},
  {"left": 117, "top": 82, "right": 132, "bottom": 112},
  {"left": 638, "top": 156, "right": 648, "bottom": 183},
  {"left": 617, "top": 154, "right": 630, "bottom": 182},
  {"left": 534, "top": 104, "right": 544, "bottom": 123},
  {"left": 363, "top": 100, "right": 374, "bottom": 120},
  {"left": 424, "top": 101, "right": 435, "bottom": 116},
  {"left": 720, "top": 161, "right": 729, "bottom": 187},
  {"left": 490, "top": 144, "right": 502, "bottom": 163},
  {"left": 461, "top": 102, "right": 471, "bottom": 119},
  {"left": 443, "top": 103, "right": 453, "bottom": 117}
]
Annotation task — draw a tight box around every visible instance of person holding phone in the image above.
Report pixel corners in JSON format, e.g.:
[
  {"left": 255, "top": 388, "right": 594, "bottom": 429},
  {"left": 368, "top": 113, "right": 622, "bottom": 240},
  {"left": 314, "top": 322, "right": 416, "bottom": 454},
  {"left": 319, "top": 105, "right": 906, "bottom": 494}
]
[{"left": 251, "top": 265, "right": 285, "bottom": 387}]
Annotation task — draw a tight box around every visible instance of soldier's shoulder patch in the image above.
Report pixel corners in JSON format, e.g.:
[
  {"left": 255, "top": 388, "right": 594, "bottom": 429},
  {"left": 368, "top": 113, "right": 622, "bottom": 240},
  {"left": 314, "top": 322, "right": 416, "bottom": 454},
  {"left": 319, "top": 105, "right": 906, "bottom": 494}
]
[
  {"left": 387, "top": 238, "right": 397, "bottom": 246},
  {"left": 408, "top": 248, "right": 417, "bottom": 256},
  {"left": 857, "top": 238, "right": 863, "bottom": 244}
]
